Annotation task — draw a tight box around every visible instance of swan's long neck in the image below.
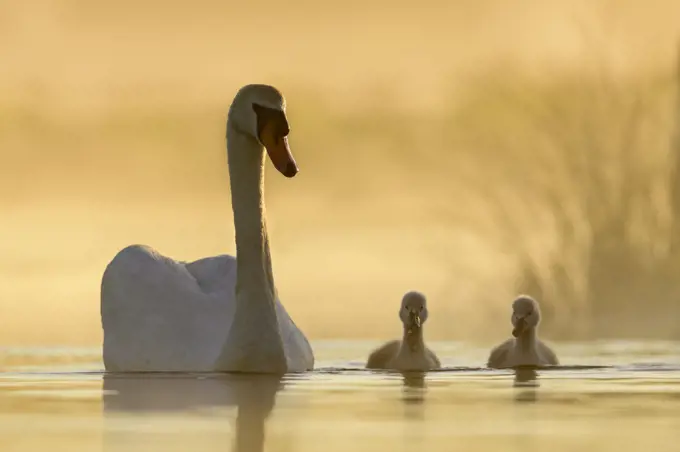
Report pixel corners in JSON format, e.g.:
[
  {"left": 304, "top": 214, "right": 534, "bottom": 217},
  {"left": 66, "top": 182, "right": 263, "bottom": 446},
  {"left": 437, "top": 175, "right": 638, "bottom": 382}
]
[
  {"left": 228, "top": 125, "right": 274, "bottom": 293},
  {"left": 214, "top": 119, "right": 287, "bottom": 373}
]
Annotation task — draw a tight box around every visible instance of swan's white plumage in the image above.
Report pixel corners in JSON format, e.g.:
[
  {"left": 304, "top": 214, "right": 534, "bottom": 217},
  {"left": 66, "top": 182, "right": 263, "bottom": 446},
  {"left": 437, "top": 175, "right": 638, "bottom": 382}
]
[
  {"left": 100, "top": 84, "right": 314, "bottom": 373},
  {"left": 101, "top": 245, "right": 313, "bottom": 372}
]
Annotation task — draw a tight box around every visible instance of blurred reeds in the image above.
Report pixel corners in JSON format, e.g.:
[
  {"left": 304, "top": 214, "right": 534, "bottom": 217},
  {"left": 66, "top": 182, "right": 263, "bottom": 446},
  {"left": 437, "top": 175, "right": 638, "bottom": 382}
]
[{"left": 2, "top": 0, "right": 680, "bottom": 344}]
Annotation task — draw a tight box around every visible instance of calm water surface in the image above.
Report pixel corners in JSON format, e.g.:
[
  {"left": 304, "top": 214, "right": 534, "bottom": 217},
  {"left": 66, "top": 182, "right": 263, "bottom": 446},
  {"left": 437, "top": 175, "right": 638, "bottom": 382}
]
[{"left": 1, "top": 340, "right": 679, "bottom": 452}]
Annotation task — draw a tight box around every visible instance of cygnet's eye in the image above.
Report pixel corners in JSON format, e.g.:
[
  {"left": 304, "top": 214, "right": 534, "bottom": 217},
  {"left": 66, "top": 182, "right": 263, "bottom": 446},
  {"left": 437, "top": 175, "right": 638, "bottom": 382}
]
[{"left": 419, "top": 306, "right": 423, "bottom": 311}]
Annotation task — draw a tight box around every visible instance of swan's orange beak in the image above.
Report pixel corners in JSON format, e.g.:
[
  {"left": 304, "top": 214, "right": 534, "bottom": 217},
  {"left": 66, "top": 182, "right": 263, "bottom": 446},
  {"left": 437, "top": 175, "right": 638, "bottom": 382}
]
[{"left": 260, "top": 120, "right": 298, "bottom": 178}]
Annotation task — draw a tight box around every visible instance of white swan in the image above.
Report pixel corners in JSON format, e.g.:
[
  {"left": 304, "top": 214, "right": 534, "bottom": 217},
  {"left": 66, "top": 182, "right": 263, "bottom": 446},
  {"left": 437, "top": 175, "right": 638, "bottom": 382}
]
[
  {"left": 487, "top": 295, "right": 558, "bottom": 369},
  {"left": 100, "top": 84, "right": 314, "bottom": 373},
  {"left": 366, "top": 291, "right": 441, "bottom": 371}
]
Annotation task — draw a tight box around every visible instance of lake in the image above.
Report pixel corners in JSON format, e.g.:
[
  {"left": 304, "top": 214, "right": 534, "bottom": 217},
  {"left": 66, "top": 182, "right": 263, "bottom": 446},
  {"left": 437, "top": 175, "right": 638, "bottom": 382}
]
[{"left": 1, "top": 340, "right": 679, "bottom": 452}]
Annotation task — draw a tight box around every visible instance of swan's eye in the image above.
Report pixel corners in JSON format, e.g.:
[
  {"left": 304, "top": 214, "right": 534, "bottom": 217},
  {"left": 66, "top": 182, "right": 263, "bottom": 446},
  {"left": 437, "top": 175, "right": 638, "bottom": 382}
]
[{"left": 253, "top": 104, "right": 289, "bottom": 139}]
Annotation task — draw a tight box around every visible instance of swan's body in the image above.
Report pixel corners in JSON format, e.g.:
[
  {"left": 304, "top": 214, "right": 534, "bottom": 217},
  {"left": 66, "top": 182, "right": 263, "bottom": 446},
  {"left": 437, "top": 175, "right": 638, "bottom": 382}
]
[
  {"left": 366, "top": 292, "right": 440, "bottom": 371},
  {"left": 487, "top": 295, "right": 558, "bottom": 369},
  {"left": 101, "top": 84, "right": 314, "bottom": 373}
]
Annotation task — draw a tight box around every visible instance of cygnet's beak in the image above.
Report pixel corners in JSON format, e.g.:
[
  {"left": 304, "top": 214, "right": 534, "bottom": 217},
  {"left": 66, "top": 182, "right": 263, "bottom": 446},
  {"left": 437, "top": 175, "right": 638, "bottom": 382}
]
[
  {"left": 512, "top": 316, "right": 527, "bottom": 338},
  {"left": 407, "top": 309, "right": 422, "bottom": 332}
]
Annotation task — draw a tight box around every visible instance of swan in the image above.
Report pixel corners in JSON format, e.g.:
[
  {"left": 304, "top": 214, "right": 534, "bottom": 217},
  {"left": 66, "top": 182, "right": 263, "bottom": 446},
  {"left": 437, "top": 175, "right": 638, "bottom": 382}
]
[
  {"left": 487, "top": 295, "right": 558, "bottom": 369},
  {"left": 100, "top": 84, "right": 314, "bottom": 374},
  {"left": 366, "top": 291, "right": 441, "bottom": 371}
]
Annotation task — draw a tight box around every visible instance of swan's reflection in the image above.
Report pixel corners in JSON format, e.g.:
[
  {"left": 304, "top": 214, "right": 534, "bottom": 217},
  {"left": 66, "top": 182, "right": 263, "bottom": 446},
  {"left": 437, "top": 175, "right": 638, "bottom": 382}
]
[
  {"left": 103, "top": 372, "right": 283, "bottom": 452},
  {"left": 513, "top": 366, "right": 539, "bottom": 403}
]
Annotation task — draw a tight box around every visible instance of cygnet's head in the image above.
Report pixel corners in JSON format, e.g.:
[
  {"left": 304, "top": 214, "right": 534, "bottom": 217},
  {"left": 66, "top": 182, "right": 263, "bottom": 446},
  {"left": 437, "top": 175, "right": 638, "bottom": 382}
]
[
  {"left": 228, "top": 84, "right": 298, "bottom": 178},
  {"left": 511, "top": 295, "right": 541, "bottom": 337},
  {"left": 399, "top": 291, "right": 429, "bottom": 334}
]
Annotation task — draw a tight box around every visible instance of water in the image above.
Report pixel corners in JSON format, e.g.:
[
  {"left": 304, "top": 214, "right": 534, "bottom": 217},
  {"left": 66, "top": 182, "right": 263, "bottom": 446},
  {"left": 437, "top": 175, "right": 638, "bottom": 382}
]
[{"left": 1, "top": 341, "right": 679, "bottom": 452}]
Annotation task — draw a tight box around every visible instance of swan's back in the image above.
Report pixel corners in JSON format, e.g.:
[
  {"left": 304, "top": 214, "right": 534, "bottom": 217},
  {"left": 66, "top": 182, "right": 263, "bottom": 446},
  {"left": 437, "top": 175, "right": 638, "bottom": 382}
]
[
  {"left": 101, "top": 245, "right": 234, "bottom": 371},
  {"left": 185, "top": 255, "right": 238, "bottom": 293},
  {"left": 101, "top": 244, "right": 313, "bottom": 372}
]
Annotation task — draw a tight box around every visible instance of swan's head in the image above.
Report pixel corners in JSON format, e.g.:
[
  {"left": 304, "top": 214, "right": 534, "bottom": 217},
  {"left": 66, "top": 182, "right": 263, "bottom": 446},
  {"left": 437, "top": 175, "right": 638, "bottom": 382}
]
[
  {"left": 399, "top": 291, "right": 429, "bottom": 334},
  {"left": 511, "top": 295, "right": 541, "bottom": 337},
  {"left": 229, "top": 84, "right": 298, "bottom": 178}
]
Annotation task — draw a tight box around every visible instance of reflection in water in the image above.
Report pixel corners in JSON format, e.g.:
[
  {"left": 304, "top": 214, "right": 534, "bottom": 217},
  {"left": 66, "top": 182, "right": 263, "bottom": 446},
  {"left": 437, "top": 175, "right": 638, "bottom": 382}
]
[
  {"left": 513, "top": 366, "right": 539, "bottom": 403},
  {"left": 103, "top": 373, "right": 283, "bottom": 452},
  {"left": 400, "top": 371, "right": 427, "bottom": 423},
  {"left": 399, "top": 372, "right": 428, "bottom": 450},
  {"left": 400, "top": 371, "right": 427, "bottom": 406}
]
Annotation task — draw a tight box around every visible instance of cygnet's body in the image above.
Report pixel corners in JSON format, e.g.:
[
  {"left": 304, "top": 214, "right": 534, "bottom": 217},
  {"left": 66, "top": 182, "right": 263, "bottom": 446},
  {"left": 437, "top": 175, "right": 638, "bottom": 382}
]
[
  {"left": 366, "top": 291, "right": 441, "bottom": 371},
  {"left": 487, "top": 295, "right": 559, "bottom": 369}
]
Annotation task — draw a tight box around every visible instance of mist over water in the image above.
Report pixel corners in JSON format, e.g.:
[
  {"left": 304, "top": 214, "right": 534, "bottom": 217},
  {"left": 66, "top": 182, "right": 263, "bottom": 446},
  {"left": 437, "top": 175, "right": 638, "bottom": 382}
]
[{"left": 2, "top": 0, "right": 680, "bottom": 346}]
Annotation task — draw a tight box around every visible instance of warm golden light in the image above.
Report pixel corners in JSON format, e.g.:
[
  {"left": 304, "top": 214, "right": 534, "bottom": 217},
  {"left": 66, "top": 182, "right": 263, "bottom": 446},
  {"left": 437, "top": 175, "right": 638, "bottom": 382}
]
[{"left": 2, "top": 0, "right": 680, "bottom": 346}]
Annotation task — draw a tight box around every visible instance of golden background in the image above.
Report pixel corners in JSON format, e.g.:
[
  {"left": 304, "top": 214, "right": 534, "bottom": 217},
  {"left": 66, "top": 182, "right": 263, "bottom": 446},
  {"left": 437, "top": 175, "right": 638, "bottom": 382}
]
[{"left": 2, "top": 0, "right": 680, "bottom": 345}]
